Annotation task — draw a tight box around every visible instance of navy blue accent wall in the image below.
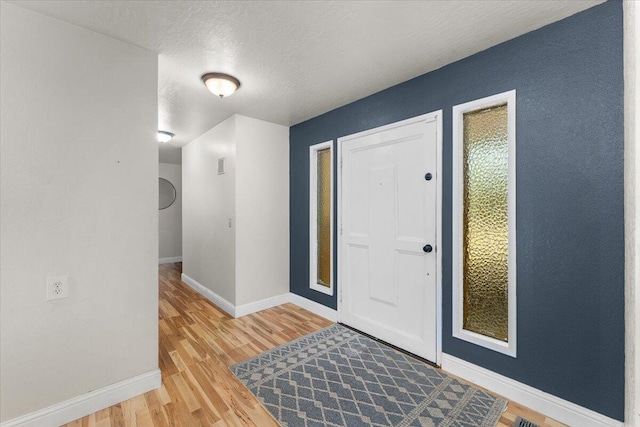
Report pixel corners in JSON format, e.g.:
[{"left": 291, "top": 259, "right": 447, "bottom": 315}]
[{"left": 289, "top": 1, "right": 624, "bottom": 420}]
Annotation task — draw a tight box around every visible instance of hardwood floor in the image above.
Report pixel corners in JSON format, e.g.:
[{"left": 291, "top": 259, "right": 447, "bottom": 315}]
[{"left": 65, "top": 263, "right": 564, "bottom": 427}]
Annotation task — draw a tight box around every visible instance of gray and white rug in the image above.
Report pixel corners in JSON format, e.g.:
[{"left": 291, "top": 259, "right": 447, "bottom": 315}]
[{"left": 230, "top": 324, "right": 506, "bottom": 427}]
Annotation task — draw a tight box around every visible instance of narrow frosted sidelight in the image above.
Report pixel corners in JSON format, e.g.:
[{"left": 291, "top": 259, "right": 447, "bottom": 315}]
[
  {"left": 462, "top": 104, "right": 509, "bottom": 342},
  {"left": 316, "top": 148, "right": 331, "bottom": 287}
]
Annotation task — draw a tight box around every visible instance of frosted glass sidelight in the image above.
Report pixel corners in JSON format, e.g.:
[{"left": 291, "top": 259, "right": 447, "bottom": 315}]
[
  {"left": 316, "top": 148, "right": 331, "bottom": 287},
  {"left": 462, "top": 104, "right": 509, "bottom": 342}
]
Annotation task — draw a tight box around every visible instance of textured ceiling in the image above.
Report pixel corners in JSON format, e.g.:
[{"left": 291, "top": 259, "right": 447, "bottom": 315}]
[{"left": 11, "top": 0, "right": 603, "bottom": 164}]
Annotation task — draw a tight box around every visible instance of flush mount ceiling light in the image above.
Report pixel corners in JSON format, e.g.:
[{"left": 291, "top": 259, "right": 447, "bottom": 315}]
[
  {"left": 201, "top": 72, "right": 241, "bottom": 98},
  {"left": 157, "top": 130, "right": 174, "bottom": 143}
]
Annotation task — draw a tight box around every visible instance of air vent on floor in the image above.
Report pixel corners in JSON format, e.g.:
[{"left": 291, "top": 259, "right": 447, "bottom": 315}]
[{"left": 513, "top": 416, "right": 541, "bottom": 427}]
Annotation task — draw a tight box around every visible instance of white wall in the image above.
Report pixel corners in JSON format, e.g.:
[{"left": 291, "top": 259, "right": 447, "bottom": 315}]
[
  {"left": 159, "top": 163, "right": 182, "bottom": 261},
  {"left": 182, "top": 116, "right": 237, "bottom": 304},
  {"left": 182, "top": 115, "right": 289, "bottom": 311},
  {"left": 235, "top": 116, "right": 290, "bottom": 305},
  {"left": 0, "top": 3, "right": 159, "bottom": 423},
  {"left": 625, "top": 1, "right": 640, "bottom": 425},
  {"left": 159, "top": 147, "right": 182, "bottom": 165}
]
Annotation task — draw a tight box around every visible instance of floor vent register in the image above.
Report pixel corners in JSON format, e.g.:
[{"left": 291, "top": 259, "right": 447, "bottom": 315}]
[{"left": 514, "top": 416, "right": 541, "bottom": 427}]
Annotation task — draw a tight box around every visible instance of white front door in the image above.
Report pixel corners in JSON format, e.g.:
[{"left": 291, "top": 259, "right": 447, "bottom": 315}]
[{"left": 339, "top": 112, "right": 440, "bottom": 363}]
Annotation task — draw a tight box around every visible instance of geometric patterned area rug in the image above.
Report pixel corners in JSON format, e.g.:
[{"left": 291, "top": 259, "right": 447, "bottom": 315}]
[{"left": 230, "top": 324, "right": 507, "bottom": 427}]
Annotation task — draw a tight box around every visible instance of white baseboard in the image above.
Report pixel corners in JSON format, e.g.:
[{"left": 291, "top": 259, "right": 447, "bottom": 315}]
[
  {"left": 159, "top": 256, "right": 182, "bottom": 264},
  {"left": 180, "top": 273, "right": 236, "bottom": 317},
  {"left": 287, "top": 293, "right": 338, "bottom": 322},
  {"left": 179, "top": 273, "right": 338, "bottom": 322},
  {"left": 235, "top": 293, "right": 290, "bottom": 318},
  {"left": 0, "top": 369, "right": 161, "bottom": 427},
  {"left": 441, "top": 354, "right": 623, "bottom": 427}
]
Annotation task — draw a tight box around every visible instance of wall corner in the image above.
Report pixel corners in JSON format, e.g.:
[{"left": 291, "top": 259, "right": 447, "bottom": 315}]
[{"left": 624, "top": 0, "right": 640, "bottom": 425}]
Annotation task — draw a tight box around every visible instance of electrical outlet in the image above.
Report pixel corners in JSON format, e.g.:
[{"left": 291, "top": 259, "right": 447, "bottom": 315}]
[{"left": 47, "top": 275, "right": 68, "bottom": 301}]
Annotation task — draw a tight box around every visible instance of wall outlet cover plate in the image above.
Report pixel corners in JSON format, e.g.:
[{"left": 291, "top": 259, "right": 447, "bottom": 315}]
[{"left": 47, "top": 275, "right": 69, "bottom": 301}]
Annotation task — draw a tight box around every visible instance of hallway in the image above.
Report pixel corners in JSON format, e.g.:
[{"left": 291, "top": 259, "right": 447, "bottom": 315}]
[{"left": 64, "top": 264, "right": 561, "bottom": 427}]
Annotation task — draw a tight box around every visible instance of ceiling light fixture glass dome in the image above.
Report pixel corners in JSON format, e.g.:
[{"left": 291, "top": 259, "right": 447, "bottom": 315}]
[
  {"left": 201, "top": 72, "right": 241, "bottom": 98},
  {"left": 157, "top": 130, "right": 174, "bottom": 143}
]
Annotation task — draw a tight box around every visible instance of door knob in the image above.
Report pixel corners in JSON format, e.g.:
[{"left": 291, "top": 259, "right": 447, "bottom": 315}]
[{"left": 423, "top": 244, "right": 433, "bottom": 253}]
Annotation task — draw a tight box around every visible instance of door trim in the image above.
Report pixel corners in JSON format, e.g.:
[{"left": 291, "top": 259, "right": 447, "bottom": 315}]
[{"left": 336, "top": 111, "right": 443, "bottom": 366}]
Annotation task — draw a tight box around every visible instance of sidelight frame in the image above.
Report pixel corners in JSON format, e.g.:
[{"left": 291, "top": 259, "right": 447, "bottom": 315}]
[
  {"left": 452, "top": 90, "right": 517, "bottom": 357},
  {"left": 309, "top": 140, "right": 334, "bottom": 296}
]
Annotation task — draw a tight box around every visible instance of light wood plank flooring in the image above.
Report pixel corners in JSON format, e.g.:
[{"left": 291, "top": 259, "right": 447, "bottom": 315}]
[{"left": 65, "top": 263, "right": 564, "bottom": 427}]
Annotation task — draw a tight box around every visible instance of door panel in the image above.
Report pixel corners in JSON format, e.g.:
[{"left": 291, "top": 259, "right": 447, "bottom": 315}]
[{"left": 340, "top": 115, "right": 439, "bottom": 362}]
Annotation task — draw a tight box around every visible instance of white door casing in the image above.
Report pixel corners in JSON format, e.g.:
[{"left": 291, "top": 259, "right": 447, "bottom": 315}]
[{"left": 338, "top": 111, "right": 442, "bottom": 364}]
